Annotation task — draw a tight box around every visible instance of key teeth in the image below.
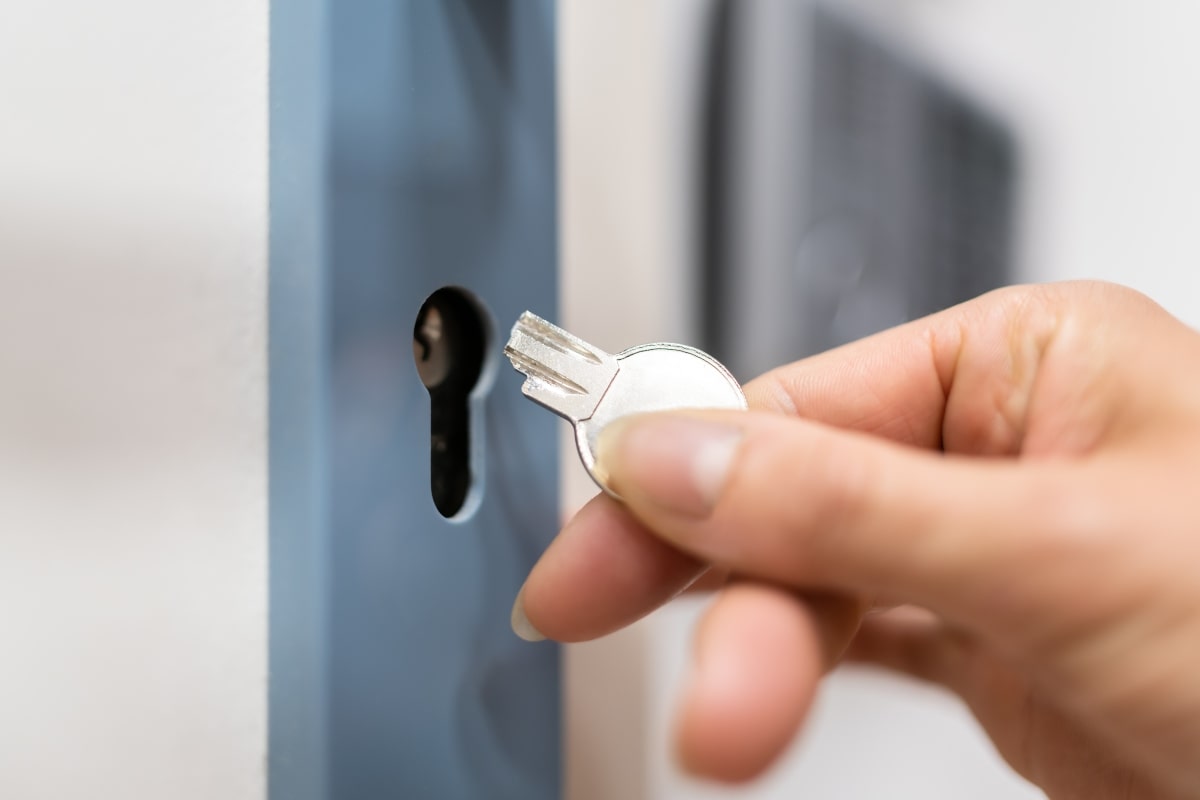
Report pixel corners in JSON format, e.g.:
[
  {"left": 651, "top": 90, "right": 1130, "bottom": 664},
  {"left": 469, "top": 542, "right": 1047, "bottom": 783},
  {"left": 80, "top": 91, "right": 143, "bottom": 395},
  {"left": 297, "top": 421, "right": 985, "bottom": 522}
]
[
  {"left": 504, "top": 346, "right": 588, "bottom": 396},
  {"left": 513, "top": 311, "right": 604, "bottom": 366},
  {"left": 504, "top": 311, "right": 621, "bottom": 423}
]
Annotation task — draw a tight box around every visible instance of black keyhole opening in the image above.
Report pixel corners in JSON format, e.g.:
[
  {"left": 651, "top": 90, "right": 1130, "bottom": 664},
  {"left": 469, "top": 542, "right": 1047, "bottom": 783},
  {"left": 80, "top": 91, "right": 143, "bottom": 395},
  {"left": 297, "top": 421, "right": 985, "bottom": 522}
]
[{"left": 413, "top": 287, "right": 490, "bottom": 519}]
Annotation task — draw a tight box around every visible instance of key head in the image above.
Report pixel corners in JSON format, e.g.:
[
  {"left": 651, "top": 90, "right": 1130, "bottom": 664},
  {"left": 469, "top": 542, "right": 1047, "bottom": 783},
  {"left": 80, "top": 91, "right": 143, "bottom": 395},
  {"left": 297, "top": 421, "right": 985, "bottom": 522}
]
[{"left": 579, "top": 343, "right": 748, "bottom": 495}]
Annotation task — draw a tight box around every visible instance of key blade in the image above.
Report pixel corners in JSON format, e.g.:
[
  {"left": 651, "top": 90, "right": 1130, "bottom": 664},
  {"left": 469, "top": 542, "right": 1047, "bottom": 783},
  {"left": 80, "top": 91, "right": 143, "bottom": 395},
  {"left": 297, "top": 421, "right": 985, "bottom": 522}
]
[{"left": 504, "top": 311, "right": 619, "bottom": 422}]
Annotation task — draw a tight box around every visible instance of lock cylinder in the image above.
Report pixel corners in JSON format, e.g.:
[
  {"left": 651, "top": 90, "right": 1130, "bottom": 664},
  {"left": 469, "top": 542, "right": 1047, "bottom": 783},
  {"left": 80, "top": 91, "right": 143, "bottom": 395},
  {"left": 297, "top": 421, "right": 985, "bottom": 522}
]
[{"left": 413, "top": 286, "right": 492, "bottom": 519}]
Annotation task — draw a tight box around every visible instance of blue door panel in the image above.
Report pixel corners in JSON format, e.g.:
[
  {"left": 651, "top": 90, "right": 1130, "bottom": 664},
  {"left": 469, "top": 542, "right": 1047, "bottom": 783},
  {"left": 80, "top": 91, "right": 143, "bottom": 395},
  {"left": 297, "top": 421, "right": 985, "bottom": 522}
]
[{"left": 270, "top": 3, "right": 560, "bottom": 798}]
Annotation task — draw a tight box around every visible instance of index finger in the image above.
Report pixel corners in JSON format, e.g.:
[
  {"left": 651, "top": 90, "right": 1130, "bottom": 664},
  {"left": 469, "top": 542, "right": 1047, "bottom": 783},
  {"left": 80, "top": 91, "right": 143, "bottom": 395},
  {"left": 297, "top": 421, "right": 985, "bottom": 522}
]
[{"left": 745, "top": 283, "right": 1058, "bottom": 456}]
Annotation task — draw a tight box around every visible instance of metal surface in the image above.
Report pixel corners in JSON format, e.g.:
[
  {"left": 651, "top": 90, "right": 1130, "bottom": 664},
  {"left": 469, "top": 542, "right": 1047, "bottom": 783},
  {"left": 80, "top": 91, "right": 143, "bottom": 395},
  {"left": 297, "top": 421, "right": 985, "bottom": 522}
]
[
  {"left": 506, "top": 312, "right": 746, "bottom": 493},
  {"left": 505, "top": 311, "right": 620, "bottom": 423},
  {"left": 269, "top": 2, "right": 561, "bottom": 799}
]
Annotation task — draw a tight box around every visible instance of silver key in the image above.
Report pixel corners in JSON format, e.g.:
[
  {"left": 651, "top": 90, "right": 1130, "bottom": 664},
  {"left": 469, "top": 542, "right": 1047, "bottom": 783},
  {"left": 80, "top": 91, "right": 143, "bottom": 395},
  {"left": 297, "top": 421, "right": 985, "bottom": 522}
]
[{"left": 504, "top": 311, "right": 747, "bottom": 494}]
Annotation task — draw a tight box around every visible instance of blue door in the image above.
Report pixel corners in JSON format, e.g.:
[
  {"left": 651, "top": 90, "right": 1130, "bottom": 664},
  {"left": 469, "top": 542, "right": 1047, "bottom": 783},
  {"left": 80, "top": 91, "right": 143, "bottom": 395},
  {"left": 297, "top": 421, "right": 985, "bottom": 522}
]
[{"left": 270, "top": 2, "right": 561, "bottom": 798}]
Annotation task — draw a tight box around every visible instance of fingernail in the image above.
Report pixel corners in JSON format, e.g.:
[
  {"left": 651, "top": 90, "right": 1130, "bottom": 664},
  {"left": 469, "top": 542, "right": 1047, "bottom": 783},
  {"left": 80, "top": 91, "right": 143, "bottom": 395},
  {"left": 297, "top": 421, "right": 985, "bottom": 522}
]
[
  {"left": 510, "top": 585, "right": 545, "bottom": 642},
  {"left": 597, "top": 415, "right": 743, "bottom": 518}
]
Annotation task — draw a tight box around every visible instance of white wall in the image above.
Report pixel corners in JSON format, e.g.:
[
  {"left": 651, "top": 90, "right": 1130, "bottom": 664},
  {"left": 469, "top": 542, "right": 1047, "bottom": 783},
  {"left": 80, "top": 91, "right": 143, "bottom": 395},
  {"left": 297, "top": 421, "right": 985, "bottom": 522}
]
[
  {"left": 0, "top": 2, "right": 267, "bottom": 798},
  {"left": 561, "top": 2, "right": 1200, "bottom": 799},
  {"left": 842, "top": 0, "right": 1200, "bottom": 326}
]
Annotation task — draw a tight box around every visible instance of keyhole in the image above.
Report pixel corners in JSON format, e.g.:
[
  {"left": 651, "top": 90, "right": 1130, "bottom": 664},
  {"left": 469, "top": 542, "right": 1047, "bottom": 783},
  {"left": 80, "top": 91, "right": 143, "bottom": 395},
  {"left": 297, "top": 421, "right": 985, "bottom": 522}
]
[{"left": 413, "top": 287, "right": 491, "bottom": 519}]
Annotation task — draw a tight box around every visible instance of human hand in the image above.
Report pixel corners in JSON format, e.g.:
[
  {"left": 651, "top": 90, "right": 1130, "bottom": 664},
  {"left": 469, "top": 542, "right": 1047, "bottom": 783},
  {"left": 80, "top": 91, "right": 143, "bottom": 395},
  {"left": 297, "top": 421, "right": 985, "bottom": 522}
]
[{"left": 512, "top": 282, "right": 1200, "bottom": 799}]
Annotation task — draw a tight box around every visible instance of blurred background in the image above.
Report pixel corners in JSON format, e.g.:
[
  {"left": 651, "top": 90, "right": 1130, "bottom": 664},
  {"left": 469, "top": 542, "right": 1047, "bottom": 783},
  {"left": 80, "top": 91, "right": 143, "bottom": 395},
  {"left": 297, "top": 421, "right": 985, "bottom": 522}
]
[
  {"left": 560, "top": 1, "right": 1200, "bottom": 799},
  {"left": 3, "top": 0, "right": 1200, "bottom": 798}
]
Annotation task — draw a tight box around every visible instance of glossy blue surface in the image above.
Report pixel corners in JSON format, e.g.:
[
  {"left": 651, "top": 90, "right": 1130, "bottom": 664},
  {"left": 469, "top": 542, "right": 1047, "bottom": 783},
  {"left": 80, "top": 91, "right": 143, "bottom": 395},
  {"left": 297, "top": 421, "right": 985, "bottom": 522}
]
[{"left": 270, "top": 2, "right": 560, "bottom": 798}]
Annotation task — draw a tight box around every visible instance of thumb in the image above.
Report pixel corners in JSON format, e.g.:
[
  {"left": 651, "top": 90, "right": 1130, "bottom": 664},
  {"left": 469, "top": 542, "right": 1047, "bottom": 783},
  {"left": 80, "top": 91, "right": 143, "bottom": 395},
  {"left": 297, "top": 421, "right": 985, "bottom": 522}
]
[{"left": 597, "top": 411, "right": 1077, "bottom": 632}]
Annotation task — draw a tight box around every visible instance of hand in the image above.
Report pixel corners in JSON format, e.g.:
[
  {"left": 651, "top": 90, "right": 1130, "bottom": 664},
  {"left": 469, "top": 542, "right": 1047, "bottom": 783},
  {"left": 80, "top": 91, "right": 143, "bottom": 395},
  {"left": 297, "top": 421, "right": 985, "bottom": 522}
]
[{"left": 512, "top": 281, "right": 1200, "bottom": 799}]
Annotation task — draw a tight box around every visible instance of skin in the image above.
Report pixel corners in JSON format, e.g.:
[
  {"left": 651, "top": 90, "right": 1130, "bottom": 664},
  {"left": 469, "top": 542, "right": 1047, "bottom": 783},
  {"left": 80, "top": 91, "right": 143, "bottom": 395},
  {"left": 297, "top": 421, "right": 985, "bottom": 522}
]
[{"left": 513, "top": 281, "right": 1200, "bottom": 799}]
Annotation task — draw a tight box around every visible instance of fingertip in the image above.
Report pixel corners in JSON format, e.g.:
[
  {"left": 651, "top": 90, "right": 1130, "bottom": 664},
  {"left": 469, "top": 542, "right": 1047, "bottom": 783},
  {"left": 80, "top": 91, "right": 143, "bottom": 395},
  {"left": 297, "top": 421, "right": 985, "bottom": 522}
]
[
  {"left": 518, "top": 493, "right": 707, "bottom": 643},
  {"left": 510, "top": 585, "right": 545, "bottom": 642},
  {"left": 597, "top": 413, "right": 744, "bottom": 520}
]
